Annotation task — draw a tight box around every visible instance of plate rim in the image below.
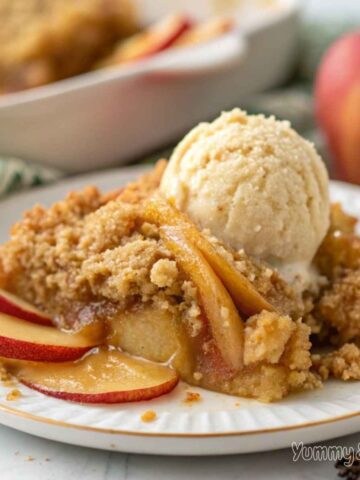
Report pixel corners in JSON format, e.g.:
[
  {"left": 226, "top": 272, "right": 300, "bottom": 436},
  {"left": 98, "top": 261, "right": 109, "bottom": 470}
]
[{"left": 0, "top": 400, "right": 359, "bottom": 438}]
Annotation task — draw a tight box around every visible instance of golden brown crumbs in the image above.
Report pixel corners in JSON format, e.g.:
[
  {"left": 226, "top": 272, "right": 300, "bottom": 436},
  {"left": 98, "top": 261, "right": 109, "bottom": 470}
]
[
  {"left": 315, "top": 268, "right": 360, "bottom": 344},
  {"left": 25, "top": 456, "right": 34, "bottom": 462},
  {"left": 310, "top": 203, "right": 360, "bottom": 349},
  {"left": 181, "top": 280, "right": 202, "bottom": 337},
  {"left": 140, "top": 410, "right": 157, "bottom": 423},
  {"left": 281, "top": 321, "right": 313, "bottom": 371},
  {"left": 116, "top": 160, "right": 167, "bottom": 205},
  {"left": 244, "top": 311, "right": 295, "bottom": 366},
  {"left": 6, "top": 389, "right": 21, "bottom": 401},
  {"left": 312, "top": 344, "right": 360, "bottom": 381},
  {"left": 183, "top": 391, "right": 202, "bottom": 404},
  {"left": 0, "top": 161, "right": 198, "bottom": 330},
  {"left": 150, "top": 259, "right": 179, "bottom": 288}
]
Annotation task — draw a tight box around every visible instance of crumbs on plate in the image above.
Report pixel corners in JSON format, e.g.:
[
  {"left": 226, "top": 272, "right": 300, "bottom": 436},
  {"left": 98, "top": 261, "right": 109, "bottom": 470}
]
[
  {"left": 141, "top": 410, "right": 157, "bottom": 423},
  {"left": 183, "top": 391, "right": 202, "bottom": 404},
  {"left": 6, "top": 389, "right": 21, "bottom": 401}
]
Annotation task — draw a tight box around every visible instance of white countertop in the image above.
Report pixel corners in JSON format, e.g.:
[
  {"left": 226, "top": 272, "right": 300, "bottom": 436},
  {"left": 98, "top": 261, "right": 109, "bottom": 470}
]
[{"left": 0, "top": 424, "right": 359, "bottom": 480}]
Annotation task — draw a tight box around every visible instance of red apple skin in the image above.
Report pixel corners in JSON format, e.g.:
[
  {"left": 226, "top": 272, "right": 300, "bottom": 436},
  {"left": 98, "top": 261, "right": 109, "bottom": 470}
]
[
  {"left": 114, "top": 15, "right": 193, "bottom": 64},
  {"left": 142, "top": 16, "right": 193, "bottom": 58},
  {"left": 0, "top": 290, "right": 52, "bottom": 326},
  {"left": 315, "top": 32, "right": 360, "bottom": 182},
  {"left": 21, "top": 376, "right": 179, "bottom": 404},
  {"left": 0, "top": 337, "right": 92, "bottom": 362}
]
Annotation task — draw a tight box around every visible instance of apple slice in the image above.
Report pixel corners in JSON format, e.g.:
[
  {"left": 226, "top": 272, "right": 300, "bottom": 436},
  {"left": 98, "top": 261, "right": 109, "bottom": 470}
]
[
  {"left": 144, "top": 196, "right": 274, "bottom": 316},
  {"left": 0, "top": 289, "right": 52, "bottom": 326},
  {"left": 13, "top": 348, "right": 179, "bottom": 404},
  {"left": 174, "top": 17, "right": 233, "bottom": 47},
  {"left": 0, "top": 313, "right": 97, "bottom": 362},
  {"left": 160, "top": 226, "right": 244, "bottom": 371},
  {"left": 102, "top": 14, "right": 192, "bottom": 66}
]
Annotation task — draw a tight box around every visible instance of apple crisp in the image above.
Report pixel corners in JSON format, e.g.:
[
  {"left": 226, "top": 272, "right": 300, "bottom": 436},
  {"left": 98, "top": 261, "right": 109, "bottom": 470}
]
[
  {"left": 0, "top": 0, "right": 137, "bottom": 93},
  {"left": 0, "top": 162, "right": 321, "bottom": 401},
  {"left": 1, "top": 164, "right": 360, "bottom": 402}
]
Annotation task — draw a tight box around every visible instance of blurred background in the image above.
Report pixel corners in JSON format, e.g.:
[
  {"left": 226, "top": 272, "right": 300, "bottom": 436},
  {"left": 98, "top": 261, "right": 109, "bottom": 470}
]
[{"left": 0, "top": 0, "right": 359, "bottom": 195}]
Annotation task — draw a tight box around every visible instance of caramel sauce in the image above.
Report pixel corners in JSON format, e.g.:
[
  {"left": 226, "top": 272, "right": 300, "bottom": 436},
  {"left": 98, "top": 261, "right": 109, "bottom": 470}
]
[{"left": 7, "top": 347, "right": 177, "bottom": 395}]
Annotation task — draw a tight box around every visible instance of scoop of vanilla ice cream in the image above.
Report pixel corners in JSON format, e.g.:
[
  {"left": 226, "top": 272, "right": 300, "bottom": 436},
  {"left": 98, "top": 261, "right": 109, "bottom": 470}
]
[{"left": 160, "top": 109, "right": 330, "bottom": 288}]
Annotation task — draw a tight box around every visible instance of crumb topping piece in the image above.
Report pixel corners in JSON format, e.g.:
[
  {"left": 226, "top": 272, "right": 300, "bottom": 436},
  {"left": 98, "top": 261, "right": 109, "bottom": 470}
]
[
  {"left": 183, "top": 391, "right": 201, "bottom": 404},
  {"left": 141, "top": 410, "right": 157, "bottom": 423},
  {"left": 244, "top": 311, "right": 295, "bottom": 366},
  {"left": 312, "top": 344, "right": 360, "bottom": 381},
  {"left": 6, "top": 389, "right": 21, "bottom": 401}
]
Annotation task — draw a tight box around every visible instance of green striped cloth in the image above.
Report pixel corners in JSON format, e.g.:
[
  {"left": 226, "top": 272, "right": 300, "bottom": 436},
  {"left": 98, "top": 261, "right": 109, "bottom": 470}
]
[
  {"left": 0, "top": 17, "right": 354, "bottom": 198},
  {"left": 0, "top": 158, "right": 61, "bottom": 197}
]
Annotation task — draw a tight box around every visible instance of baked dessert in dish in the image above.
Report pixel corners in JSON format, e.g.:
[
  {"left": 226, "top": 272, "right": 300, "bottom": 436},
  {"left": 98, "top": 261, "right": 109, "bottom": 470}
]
[
  {"left": 0, "top": 0, "right": 137, "bottom": 94},
  {"left": 0, "top": 1, "right": 233, "bottom": 94},
  {"left": 1, "top": 109, "right": 360, "bottom": 403}
]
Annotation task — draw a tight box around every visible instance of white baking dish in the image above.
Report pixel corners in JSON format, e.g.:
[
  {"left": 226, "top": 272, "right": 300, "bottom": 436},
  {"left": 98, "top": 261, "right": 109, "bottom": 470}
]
[{"left": 0, "top": 0, "right": 300, "bottom": 173}]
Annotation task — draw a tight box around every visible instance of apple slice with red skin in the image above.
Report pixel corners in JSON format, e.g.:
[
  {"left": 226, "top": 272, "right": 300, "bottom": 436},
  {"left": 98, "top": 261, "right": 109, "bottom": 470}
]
[
  {"left": 144, "top": 196, "right": 275, "bottom": 316},
  {"left": 0, "top": 313, "right": 97, "bottom": 362},
  {"left": 160, "top": 226, "right": 244, "bottom": 371},
  {"left": 11, "top": 348, "right": 179, "bottom": 404},
  {"left": 0, "top": 289, "right": 52, "bottom": 326},
  {"left": 174, "top": 17, "right": 234, "bottom": 47},
  {"left": 102, "top": 14, "right": 192, "bottom": 66}
]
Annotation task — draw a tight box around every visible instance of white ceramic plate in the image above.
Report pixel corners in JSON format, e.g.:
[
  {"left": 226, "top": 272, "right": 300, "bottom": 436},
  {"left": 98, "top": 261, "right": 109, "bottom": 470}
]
[{"left": 0, "top": 167, "right": 360, "bottom": 456}]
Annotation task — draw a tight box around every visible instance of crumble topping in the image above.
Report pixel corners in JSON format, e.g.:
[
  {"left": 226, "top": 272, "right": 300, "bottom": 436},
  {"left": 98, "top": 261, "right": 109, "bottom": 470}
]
[
  {"left": 82, "top": 238, "right": 170, "bottom": 302},
  {"left": 312, "top": 343, "right": 360, "bottom": 381},
  {"left": 315, "top": 269, "right": 360, "bottom": 344},
  {"left": 244, "top": 311, "right": 295, "bottom": 365},
  {"left": 116, "top": 160, "right": 167, "bottom": 205},
  {"left": 181, "top": 280, "right": 202, "bottom": 337},
  {"left": 150, "top": 259, "right": 179, "bottom": 288},
  {"left": 310, "top": 204, "right": 360, "bottom": 345},
  {"left": 281, "top": 320, "right": 312, "bottom": 371}
]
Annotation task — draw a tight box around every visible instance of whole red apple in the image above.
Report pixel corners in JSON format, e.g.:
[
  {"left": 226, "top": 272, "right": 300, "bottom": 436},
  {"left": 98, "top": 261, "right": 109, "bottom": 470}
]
[{"left": 315, "top": 31, "right": 360, "bottom": 183}]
